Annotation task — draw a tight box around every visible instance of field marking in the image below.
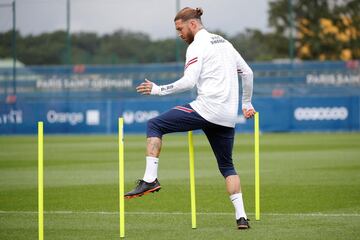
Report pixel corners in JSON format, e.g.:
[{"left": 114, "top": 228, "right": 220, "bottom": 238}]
[{"left": 0, "top": 210, "right": 359, "bottom": 217}]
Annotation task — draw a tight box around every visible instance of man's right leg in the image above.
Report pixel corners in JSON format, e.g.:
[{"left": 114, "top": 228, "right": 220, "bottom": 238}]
[
  {"left": 125, "top": 104, "right": 208, "bottom": 199},
  {"left": 147, "top": 137, "right": 162, "bottom": 158},
  {"left": 141, "top": 137, "right": 162, "bottom": 183},
  {"left": 124, "top": 137, "right": 164, "bottom": 199}
]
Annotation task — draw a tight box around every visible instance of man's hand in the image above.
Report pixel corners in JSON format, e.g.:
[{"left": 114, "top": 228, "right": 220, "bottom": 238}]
[
  {"left": 136, "top": 79, "right": 153, "bottom": 95},
  {"left": 242, "top": 108, "right": 256, "bottom": 119},
  {"left": 242, "top": 103, "right": 256, "bottom": 119}
]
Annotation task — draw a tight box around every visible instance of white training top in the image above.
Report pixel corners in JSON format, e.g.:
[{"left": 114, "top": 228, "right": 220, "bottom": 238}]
[{"left": 151, "top": 29, "right": 253, "bottom": 128}]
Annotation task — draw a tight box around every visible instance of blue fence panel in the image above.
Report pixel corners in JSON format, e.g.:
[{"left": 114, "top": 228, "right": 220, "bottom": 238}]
[
  {"left": 1, "top": 60, "right": 359, "bottom": 134},
  {"left": 290, "top": 97, "right": 353, "bottom": 131},
  {"left": 1, "top": 96, "right": 359, "bottom": 134},
  {"left": 1, "top": 60, "right": 359, "bottom": 102}
]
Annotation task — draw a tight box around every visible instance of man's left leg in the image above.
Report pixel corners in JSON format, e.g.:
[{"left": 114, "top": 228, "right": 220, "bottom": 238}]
[{"left": 203, "top": 126, "right": 250, "bottom": 229}]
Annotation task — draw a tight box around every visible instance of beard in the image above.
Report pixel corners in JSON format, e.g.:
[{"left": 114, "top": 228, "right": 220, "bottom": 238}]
[{"left": 183, "top": 30, "right": 194, "bottom": 44}]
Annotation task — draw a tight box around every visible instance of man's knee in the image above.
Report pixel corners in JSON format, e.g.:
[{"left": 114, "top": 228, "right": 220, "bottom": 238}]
[
  {"left": 219, "top": 166, "right": 237, "bottom": 178},
  {"left": 147, "top": 117, "right": 157, "bottom": 130},
  {"left": 147, "top": 117, "right": 163, "bottom": 138}
]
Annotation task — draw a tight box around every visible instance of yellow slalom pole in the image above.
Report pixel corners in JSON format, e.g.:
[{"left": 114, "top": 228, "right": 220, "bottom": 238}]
[
  {"left": 119, "top": 118, "right": 125, "bottom": 238},
  {"left": 38, "top": 122, "right": 44, "bottom": 240},
  {"left": 188, "top": 131, "right": 196, "bottom": 229},
  {"left": 254, "top": 112, "right": 260, "bottom": 220}
]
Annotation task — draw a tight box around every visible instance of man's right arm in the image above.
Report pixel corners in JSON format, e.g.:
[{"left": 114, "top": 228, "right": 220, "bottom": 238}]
[{"left": 150, "top": 46, "right": 202, "bottom": 96}]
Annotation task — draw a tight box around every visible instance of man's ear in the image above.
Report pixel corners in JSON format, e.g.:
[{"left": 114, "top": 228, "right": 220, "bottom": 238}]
[{"left": 189, "top": 19, "right": 196, "bottom": 28}]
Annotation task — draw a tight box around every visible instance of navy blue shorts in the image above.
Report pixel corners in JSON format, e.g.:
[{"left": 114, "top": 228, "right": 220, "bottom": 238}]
[{"left": 147, "top": 104, "right": 236, "bottom": 178}]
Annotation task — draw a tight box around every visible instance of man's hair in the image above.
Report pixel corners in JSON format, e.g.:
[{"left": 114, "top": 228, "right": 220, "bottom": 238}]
[{"left": 174, "top": 7, "right": 203, "bottom": 22}]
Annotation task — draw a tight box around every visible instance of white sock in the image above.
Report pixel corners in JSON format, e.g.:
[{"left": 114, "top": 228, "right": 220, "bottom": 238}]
[
  {"left": 230, "top": 193, "right": 247, "bottom": 220},
  {"left": 142, "top": 156, "right": 159, "bottom": 183}
]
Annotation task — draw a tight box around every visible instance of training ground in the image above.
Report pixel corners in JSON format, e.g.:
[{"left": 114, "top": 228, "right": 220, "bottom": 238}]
[{"left": 0, "top": 132, "right": 359, "bottom": 239}]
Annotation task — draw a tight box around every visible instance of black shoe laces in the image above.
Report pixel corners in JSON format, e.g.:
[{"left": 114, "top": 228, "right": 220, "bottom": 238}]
[{"left": 135, "top": 179, "right": 144, "bottom": 185}]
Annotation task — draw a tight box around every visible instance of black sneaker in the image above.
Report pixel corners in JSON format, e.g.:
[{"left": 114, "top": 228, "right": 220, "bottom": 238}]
[
  {"left": 236, "top": 217, "right": 250, "bottom": 229},
  {"left": 124, "top": 179, "right": 161, "bottom": 199}
]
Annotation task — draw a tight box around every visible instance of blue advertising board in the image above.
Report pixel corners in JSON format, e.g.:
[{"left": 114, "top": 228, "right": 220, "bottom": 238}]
[{"left": 1, "top": 96, "right": 359, "bottom": 134}]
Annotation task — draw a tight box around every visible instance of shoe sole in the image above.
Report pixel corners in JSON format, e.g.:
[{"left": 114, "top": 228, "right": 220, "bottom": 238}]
[
  {"left": 237, "top": 225, "right": 250, "bottom": 230},
  {"left": 124, "top": 186, "right": 161, "bottom": 199}
]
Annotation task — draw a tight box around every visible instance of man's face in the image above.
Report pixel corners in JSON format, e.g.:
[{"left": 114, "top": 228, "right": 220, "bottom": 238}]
[{"left": 175, "top": 19, "right": 194, "bottom": 44}]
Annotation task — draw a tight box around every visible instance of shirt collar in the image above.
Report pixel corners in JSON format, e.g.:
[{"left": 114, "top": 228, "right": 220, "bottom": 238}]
[{"left": 194, "top": 28, "right": 207, "bottom": 41}]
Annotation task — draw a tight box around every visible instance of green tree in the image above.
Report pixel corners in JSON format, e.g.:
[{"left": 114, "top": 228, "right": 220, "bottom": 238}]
[
  {"left": 230, "top": 29, "right": 288, "bottom": 61},
  {"left": 72, "top": 32, "right": 99, "bottom": 64},
  {"left": 0, "top": 31, "right": 15, "bottom": 58},
  {"left": 269, "top": 0, "right": 360, "bottom": 60}
]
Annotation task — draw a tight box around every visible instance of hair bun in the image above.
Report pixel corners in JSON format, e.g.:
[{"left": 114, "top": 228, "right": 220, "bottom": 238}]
[
  {"left": 195, "top": 8, "right": 203, "bottom": 17},
  {"left": 174, "top": 7, "right": 203, "bottom": 21}
]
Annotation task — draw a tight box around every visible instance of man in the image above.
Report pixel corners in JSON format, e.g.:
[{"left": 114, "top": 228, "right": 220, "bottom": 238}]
[{"left": 125, "top": 7, "right": 255, "bottom": 230}]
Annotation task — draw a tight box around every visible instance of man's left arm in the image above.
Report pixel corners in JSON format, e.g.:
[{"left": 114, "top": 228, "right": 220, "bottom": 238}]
[{"left": 234, "top": 49, "right": 255, "bottom": 118}]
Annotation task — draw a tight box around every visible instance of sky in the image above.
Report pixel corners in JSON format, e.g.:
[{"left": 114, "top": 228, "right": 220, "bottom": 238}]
[{"left": 0, "top": 0, "right": 270, "bottom": 39}]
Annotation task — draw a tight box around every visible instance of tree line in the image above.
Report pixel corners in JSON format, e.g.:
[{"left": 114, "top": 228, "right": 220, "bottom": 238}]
[{"left": 0, "top": 29, "right": 289, "bottom": 65}]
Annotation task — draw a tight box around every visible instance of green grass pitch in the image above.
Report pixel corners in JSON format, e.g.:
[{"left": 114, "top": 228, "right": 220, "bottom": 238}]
[{"left": 0, "top": 132, "right": 359, "bottom": 239}]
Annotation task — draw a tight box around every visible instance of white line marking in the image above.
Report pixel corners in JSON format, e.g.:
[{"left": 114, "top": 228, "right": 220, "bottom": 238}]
[{"left": 0, "top": 210, "right": 359, "bottom": 217}]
